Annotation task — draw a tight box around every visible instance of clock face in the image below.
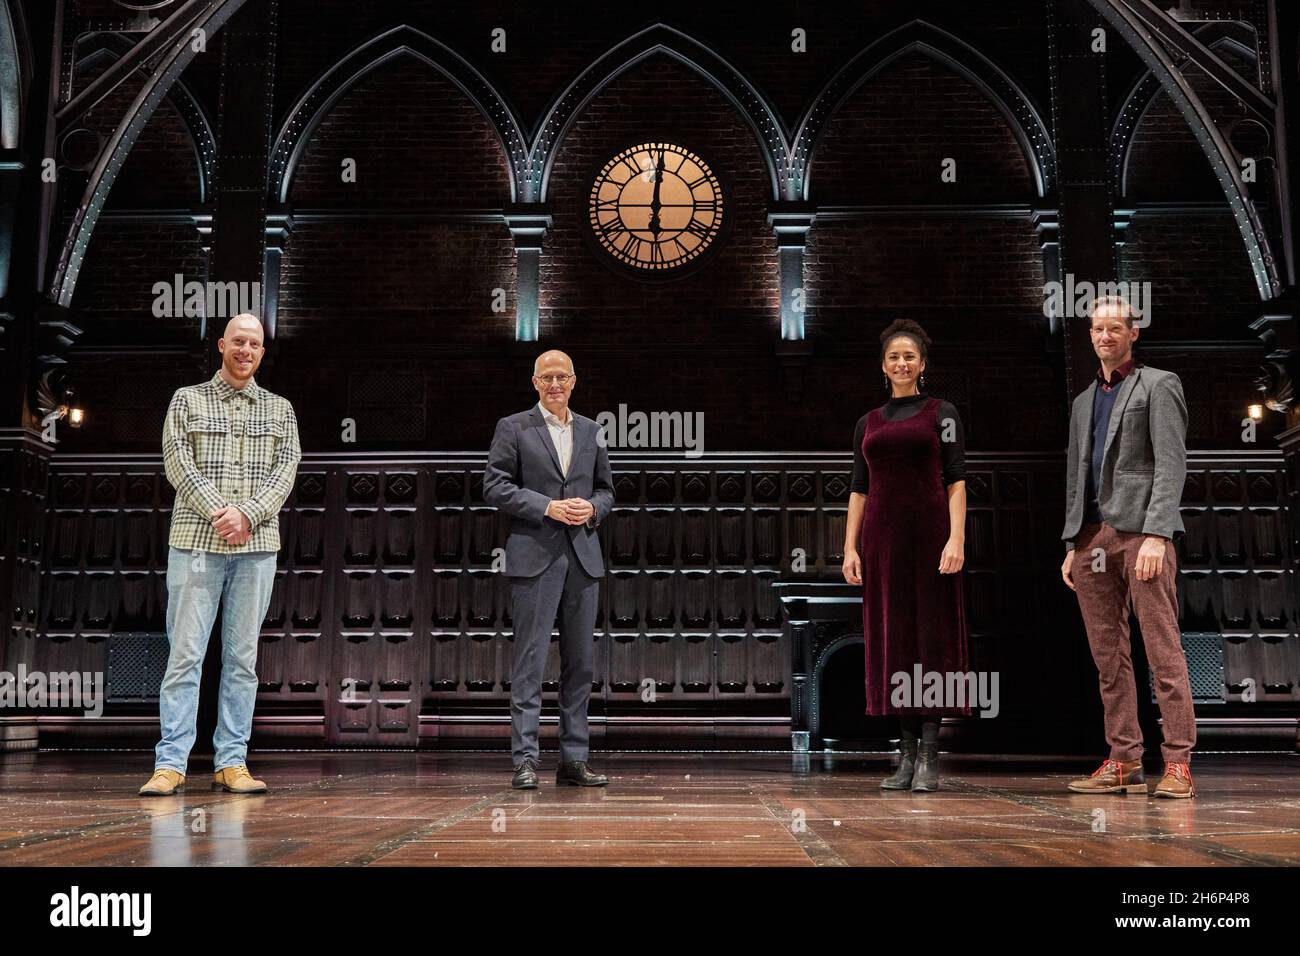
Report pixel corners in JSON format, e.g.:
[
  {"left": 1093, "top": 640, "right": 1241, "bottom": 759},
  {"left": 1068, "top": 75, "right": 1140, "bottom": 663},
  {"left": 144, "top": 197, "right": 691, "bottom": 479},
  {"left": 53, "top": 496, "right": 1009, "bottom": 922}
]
[{"left": 588, "top": 142, "right": 724, "bottom": 275}]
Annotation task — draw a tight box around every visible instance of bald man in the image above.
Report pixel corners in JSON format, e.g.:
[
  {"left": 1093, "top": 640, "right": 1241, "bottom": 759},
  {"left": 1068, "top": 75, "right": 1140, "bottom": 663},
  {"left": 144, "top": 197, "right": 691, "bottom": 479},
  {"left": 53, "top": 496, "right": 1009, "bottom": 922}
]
[
  {"left": 139, "top": 314, "right": 301, "bottom": 797},
  {"left": 484, "top": 351, "right": 614, "bottom": 788}
]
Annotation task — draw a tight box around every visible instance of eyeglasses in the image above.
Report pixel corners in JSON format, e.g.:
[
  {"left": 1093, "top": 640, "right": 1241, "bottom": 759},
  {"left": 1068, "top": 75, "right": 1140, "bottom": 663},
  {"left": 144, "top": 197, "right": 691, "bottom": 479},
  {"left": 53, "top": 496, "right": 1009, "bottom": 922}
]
[{"left": 535, "top": 374, "right": 573, "bottom": 385}]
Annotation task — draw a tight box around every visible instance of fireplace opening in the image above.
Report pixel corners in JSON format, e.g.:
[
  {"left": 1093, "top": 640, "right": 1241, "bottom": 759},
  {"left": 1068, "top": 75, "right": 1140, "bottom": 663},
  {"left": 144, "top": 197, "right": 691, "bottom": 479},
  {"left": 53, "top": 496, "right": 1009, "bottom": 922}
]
[{"left": 817, "top": 639, "right": 899, "bottom": 751}]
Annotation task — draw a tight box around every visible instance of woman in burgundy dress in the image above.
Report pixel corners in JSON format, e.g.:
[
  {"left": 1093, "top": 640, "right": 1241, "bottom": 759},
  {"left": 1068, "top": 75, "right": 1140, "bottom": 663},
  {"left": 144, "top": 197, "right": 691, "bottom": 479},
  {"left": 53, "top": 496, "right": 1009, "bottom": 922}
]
[{"left": 842, "top": 319, "right": 969, "bottom": 792}]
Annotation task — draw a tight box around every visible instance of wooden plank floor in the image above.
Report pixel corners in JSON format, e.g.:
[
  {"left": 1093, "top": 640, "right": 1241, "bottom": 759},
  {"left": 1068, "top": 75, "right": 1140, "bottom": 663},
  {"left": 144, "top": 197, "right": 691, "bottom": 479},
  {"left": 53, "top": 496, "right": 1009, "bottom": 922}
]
[{"left": 0, "top": 752, "right": 1296, "bottom": 866}]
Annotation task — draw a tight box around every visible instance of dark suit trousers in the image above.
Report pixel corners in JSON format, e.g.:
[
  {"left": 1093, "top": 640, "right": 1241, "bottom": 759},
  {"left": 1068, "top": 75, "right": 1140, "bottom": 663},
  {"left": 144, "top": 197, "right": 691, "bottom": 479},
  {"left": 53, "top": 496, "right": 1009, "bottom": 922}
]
[
  {"left": 1071, "top": 522, "right": 1196, "bottom": 764},
  {"left": 509, "top": 534, "right": 600, "bottom": 765}
]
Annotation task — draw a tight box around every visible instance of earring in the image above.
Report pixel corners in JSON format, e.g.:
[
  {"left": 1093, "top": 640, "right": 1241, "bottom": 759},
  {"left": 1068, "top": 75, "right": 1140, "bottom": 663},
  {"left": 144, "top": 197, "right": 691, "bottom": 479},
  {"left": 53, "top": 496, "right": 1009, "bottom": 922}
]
[
  {"left": 884, "top": 376, "right": 891, "bottom": 392},
  {"left": 920, "top": 373, "right": 927, "bottom": 391}
]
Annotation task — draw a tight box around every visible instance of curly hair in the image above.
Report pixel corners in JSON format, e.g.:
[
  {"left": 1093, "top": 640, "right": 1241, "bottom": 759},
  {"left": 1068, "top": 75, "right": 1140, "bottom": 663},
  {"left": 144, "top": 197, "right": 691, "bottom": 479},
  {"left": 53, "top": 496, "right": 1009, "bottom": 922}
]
[{"left": 879, "top": 319, "right": 931, "bottom": 361}]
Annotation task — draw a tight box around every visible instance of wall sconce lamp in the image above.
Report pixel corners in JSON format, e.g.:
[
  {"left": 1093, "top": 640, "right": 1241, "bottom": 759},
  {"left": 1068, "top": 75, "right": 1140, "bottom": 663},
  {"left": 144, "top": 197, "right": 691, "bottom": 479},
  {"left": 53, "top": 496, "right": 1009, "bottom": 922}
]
[
  {"left": 34, "top": 370, "right": 86, "bottom": 438},
  {"left": 1251, "top": 362, "right": 1293, "bottom": 419},
  {"left": 64, "top": 388, "right": 85, "bottom": 428}
]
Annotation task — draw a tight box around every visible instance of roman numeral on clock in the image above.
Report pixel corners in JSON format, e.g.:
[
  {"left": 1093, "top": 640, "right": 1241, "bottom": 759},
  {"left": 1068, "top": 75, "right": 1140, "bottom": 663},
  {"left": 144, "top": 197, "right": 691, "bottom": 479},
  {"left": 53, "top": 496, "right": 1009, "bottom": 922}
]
[{"left": 619, "top": 233, "right": 644, "bottom": 259}]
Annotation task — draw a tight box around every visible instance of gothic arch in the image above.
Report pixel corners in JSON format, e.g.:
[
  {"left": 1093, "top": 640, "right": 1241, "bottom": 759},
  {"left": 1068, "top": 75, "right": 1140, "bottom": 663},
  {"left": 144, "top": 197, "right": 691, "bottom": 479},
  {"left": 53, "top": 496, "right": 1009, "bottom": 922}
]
[
  {"left": 1111, "top": 30, "right": 1260, "bottom": 199},
  {"left": 795, "top": 20, "right": 1056, "bottom": 201},
  {"left": 269, "top": 25, "right": 525, "bottom": 205},
  {"left": 1087, "top": 0, "right": 1281, "bottom": 299},
  {"left": 528, "top": 23, "right": 789, "bottom": 202},
  {"left": 73, "top": 37, "right": 217, "bottom": 203},
  {"left": 51, "top": 0, "right": 251, "bottom": 307}
]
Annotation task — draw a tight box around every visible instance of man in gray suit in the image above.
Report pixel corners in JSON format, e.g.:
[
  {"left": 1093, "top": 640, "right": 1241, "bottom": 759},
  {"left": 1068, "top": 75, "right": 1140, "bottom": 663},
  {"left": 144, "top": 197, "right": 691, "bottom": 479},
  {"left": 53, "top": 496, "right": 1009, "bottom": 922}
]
[
  {"left": 1060, "top": 295, "right": 1196, "bottom": 798},
  {"left": 484, "top": 350, "right": 614, "bottom": 789}
]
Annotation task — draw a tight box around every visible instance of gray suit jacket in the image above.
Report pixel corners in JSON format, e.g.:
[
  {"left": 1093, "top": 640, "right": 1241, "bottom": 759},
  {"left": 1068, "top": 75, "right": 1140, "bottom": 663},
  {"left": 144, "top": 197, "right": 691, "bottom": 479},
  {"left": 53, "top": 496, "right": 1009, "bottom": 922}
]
[
  {"left": 1063, "top": 364, "right": 1188, "bottom": 550},
  {"left": 483, "top": 406, "right": 614, "bottom": 579}
]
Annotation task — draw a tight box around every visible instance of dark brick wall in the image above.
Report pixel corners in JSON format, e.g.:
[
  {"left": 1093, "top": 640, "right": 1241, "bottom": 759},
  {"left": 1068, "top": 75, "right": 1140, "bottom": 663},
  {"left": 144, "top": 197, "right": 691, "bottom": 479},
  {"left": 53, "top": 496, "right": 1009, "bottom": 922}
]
[
  {"left": 278, "top": 221, "right": 516, "bottom": 342},
  {"left": 805, "top": 219, "right": 1046, "bottom": 327},
  {"left": 805, "top": 216, "right": 1060, "bottom": 449},
  {"left": 531, "top": 52, "right": 782, "bottom": 450},
  {"left": 1119, "top": 213, "right": 1261, "bottom": 340},
  {"left": 1111, "top": 40, "right": 1268, "bottom": 448},
  {"left": 811, "top": 52, "right": 1036, "bottom": 204},
  {"left": 70, "top": 61, "right": 202, "bottom": 210},
  {"left": 1124, "top": 92, "right": 1222, "bottom": 202},
  {"left": 1122, "top": 45, "right": 1255, "bottom": 202},
  {"left": 269, "top": 55, "right": 519, "bottom": 453},
  {"left": 288, "top": 58, "right": 512, "bottom": 208},
  {"left": 68, "top": 219, "right": 207, "bottom": 344},
  {"left": 54, "top": 1, "right": 1272, "bottom": 459},
  {"left": 278, "top": 57, "right": 517, "bottom": 345},
  {"left": 539, "top": 53, "right": 780, "bottom": 332},
  {"left": 53, "top": 355, "right": 200, "bottom": 450},
  {"left": 802, "top": 47, "right": 1048, "bottom": 448}
]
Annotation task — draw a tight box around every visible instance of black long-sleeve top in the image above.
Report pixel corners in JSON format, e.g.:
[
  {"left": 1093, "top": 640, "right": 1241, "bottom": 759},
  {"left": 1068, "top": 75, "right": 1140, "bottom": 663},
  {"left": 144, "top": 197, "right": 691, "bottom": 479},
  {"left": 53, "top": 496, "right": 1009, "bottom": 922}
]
[{"left": 850, "top": 394, "right": 966, "bottom": 495}]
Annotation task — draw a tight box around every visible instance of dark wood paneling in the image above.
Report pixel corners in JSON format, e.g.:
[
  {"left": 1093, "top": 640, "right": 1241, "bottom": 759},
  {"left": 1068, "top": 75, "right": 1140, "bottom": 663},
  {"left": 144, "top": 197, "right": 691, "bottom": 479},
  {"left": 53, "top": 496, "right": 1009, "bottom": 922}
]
[{"left": 32, "top": 450, "right": 1297, "bottom": 747}]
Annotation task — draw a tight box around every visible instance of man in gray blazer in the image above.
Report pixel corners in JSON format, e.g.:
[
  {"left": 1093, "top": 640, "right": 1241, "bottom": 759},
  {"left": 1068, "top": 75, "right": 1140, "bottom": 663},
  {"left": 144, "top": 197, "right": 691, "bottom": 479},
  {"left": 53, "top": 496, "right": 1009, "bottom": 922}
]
[
  {"left": 1060, "top": 296, "right": 1196, "bottom": 798},
  {"left": 483, "top": 350, "right": 614, "bottom": 789}
]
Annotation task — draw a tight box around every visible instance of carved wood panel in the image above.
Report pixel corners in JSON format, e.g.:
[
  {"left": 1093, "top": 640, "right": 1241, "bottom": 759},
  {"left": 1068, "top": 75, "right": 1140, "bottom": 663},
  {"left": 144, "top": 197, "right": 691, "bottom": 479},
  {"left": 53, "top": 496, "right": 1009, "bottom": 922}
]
[{"left": 32, "top": 450, "right": 1298, "bottom": 746}]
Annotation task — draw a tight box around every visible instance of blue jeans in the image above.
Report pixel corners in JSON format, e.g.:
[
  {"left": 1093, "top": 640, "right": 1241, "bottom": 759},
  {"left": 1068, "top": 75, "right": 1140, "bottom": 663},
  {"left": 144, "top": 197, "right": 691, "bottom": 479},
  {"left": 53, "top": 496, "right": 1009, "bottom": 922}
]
[{"left": 154, "top": 546, "right": 277, "bottom": 774}]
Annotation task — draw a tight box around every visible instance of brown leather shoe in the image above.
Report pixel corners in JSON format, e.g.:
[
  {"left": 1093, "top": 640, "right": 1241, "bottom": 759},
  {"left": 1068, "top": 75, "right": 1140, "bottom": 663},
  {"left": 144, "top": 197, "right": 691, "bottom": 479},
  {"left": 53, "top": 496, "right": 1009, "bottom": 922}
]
[
  {"left": 139, "top": 768, "right": 186, "bottom": 796},
  {"left": 1067, "top": 758, "right": 1146, "bottom": 794},
  {"left": 1153, "top": 761, "right": 1196, "bottom": 799},
  {"left": 212, "top": 764, "right": 268, "bottom": 794}
]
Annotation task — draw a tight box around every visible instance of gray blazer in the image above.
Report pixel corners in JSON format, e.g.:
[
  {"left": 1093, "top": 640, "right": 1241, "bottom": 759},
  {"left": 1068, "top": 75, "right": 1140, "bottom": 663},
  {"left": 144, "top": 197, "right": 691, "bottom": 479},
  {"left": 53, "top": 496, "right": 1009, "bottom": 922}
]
[
  {"left": 1063, "top": 365, "right": 1188, "bottom": 550},
  {"left": 483, "top": 406, "right": 614, "bottom": 578}
]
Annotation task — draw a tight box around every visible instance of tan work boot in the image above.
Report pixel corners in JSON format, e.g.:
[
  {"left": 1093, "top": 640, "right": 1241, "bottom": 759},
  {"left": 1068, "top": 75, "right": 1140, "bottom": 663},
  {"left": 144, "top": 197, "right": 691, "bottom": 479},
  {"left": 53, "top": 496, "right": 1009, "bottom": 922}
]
[
  {"left": 139, "top": 768, "right": 186, "bottom": 796},
  {"left": 1152, "top": 761, "right": 1196, "bottom": 799},
  {"left": 1067, "top": 758, "right": 1146, "bottom": 794},
  {"left": 212, "top": 764, "right": 268, "bottom": 794}
]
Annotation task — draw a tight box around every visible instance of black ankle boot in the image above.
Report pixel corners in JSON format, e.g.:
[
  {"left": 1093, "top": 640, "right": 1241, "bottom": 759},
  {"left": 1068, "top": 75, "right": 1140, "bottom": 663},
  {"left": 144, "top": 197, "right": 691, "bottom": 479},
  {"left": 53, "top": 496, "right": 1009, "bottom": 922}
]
[
  {"left": 880, "top": 736, "right": 918, "bottom": 790},
  {"left": 911, "top": 740, "right": 940, "bottom": 792}
]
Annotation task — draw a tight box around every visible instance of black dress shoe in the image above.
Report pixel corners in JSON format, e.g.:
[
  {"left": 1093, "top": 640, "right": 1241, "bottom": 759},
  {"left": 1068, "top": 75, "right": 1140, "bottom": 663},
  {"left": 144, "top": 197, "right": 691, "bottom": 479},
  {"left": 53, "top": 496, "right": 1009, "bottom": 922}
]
[
  {"left": 556, "top": 761, "right": 608, "bottom": 787},
  {"left": 512, "top": 759, "right": 539, "bottom": 790}
]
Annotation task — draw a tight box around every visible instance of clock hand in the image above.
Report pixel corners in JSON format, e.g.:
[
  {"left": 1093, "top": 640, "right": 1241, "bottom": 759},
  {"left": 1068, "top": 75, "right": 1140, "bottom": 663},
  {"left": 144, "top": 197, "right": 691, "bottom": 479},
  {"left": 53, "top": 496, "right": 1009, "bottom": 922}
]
[{"left": 648, "top": 149, "right": 665, "bottom": 239}]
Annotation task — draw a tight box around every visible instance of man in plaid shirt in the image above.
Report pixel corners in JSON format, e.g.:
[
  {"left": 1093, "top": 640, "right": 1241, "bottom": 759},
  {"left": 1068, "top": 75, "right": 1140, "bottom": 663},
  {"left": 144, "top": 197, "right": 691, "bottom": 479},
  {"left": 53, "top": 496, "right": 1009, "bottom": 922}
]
[{"left": 140, "top": 314, "right": 301, "bottom": 797}]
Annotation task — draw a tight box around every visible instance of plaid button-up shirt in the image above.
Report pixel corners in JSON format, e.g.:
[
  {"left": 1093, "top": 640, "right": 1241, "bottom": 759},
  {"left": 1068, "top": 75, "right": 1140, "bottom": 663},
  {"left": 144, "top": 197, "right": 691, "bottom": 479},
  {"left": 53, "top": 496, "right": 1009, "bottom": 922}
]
[{"left": 162, "top": 371, "right": 301, "bottom": 554}]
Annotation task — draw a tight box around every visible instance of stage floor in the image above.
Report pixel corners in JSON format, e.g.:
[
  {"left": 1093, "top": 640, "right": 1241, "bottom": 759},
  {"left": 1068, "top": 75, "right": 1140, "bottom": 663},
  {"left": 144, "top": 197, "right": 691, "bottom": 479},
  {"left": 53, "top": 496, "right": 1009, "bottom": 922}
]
[{"left": 0, "top": 751, "right": 1296, "bottom": 866}]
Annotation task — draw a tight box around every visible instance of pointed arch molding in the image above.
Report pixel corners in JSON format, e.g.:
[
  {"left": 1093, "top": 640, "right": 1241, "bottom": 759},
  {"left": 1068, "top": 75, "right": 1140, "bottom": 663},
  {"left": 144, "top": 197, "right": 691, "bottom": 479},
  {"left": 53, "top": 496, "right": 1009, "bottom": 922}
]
[
  {"left": 526, "top": 23, "right": 789, "bottom": 202},
  {"left": 51, "top": 0, "right": 251, "bottom": 308},
  {"left": 794, "top": 21, "right": 1057, "bottom": 201},
  {"left": 270, "top": 23, "right": 790, "bottom": 205},
  {"left": 74, "top": 37, "right": 217, "bottom": 203},
  {"left": 1111, "top": 29, "right": 1259, "bottom": 198},
  {"left": 1087, "top": 0, "right": 1282, "bottom": 300},
  {"left": 268, "top": 25, "right": 528, "bottom": 205}
]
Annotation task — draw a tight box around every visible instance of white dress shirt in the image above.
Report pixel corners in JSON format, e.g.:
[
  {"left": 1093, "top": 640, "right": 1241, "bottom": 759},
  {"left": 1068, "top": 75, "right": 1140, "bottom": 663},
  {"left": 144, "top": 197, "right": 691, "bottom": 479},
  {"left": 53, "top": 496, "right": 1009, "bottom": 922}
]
[
  {"left": 538, "top": 401, "right": 597, "bottom": 528},
  {"left": 538, "top": 401, "right": 573, "bottom": 477}
]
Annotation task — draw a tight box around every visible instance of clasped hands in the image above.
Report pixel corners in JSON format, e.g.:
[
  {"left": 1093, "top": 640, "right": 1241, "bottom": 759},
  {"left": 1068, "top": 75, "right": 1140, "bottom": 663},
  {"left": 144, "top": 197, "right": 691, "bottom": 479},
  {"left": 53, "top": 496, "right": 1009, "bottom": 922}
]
[
  {"left": 211, "top": 505, "right": 253, "bottom": 546},
  {"left": 547, "top": 498, "right": 594, "bottom": 526}
]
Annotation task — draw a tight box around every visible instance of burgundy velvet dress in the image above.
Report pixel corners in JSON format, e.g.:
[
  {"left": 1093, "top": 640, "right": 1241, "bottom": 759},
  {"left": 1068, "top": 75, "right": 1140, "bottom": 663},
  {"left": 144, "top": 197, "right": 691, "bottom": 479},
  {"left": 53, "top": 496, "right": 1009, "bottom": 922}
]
[{"left": 858, "top": 396, "right": 970, "bottom": 716}]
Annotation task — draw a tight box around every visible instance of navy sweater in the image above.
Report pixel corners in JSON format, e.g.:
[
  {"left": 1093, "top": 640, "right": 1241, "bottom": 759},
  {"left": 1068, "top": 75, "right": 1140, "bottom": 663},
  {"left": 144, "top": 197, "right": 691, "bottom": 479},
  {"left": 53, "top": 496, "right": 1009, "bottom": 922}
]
[{"left": 1083, "top": 383, "right": 1123, "bottom": 523}]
